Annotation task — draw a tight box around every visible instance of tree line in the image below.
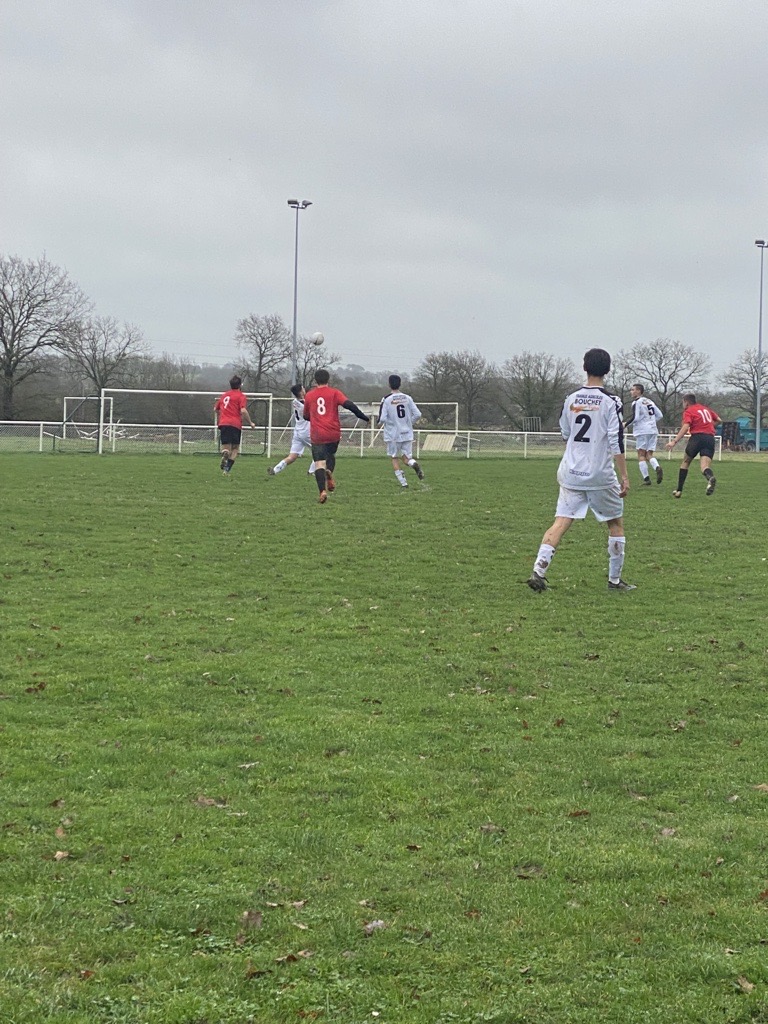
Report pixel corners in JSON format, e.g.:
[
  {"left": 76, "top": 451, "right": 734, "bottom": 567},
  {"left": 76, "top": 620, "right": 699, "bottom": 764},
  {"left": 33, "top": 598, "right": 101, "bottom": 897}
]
[
  {"left": 0, "top": 254, "right": 334, "bottom": 421},
  {"left": 405, "top": 341, "right": 766, "bottom": 431},
  {"left": 2, "top": 253, "right": 765, "bottom": 429}
]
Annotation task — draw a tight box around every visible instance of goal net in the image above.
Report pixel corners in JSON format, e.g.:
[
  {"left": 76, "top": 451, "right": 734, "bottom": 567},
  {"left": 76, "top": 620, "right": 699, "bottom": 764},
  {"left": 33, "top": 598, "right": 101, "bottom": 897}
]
[
  {"left": 98, "top": 389, "right": 274, "bottom": 455},
  {"left": 39, "top": 395, "right": 118, "bottom": 453}
]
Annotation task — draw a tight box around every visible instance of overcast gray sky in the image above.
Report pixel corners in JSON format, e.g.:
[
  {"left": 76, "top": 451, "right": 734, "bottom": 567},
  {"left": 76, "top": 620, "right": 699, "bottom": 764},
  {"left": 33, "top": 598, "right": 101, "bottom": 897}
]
[{"left": 1, "top": 0, "right": 766, "bottom": 378}]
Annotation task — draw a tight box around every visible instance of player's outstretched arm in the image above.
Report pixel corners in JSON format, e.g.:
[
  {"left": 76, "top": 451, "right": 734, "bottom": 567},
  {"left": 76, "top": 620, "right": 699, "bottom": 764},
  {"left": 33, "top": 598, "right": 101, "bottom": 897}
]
[
  {"left": 666, "top": 424, "right": 688, "bottom": 449},
  {"left": 342, "top": 400, "right": 370, "bottom": 422}
]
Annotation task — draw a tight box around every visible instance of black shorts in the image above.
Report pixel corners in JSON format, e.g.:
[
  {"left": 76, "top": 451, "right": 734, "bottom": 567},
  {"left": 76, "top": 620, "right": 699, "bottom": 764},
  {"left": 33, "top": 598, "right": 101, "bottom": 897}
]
[
  {"left": 219, "top": 425, "right": 242, "bottom": 446},
  {"left": 311, "top": 441, "right": 339, "bottom": 462},
  {"left": 685, "top": 433, "right": 715, "bottom": 461}
]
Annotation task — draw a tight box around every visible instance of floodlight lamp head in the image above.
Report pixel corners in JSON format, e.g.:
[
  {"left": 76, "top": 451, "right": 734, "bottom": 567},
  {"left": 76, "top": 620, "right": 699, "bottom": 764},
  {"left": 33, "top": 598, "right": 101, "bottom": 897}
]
[
  {"left": 301, "top": 200, "right": 312, "bottom": 208},
  {"left": 287, "top": 199, "right": 299, "bottom": 207},
  {"left": 756, "top": 239, "right": 766, "bottom": 248}
]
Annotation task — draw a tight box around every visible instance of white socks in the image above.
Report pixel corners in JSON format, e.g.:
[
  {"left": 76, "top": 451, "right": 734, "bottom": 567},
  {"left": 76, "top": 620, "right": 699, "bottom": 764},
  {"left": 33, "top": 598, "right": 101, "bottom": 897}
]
[
  {"left": 532, "top": 538, "right": 626, "bottom": 582},
  {"left": 532, "top": 539, "right": 626, "bottom": 583},
  {"left": 395, "top": 469, "right": 408, "bottom": 487},
  {"left": 608, "top": 537, "right": 626, "bottom": 584},
  {"left": 275, "top": 459, "right": 316, "bottom": 475},
  {"left": 638, "top": 460, "right": 648, "bottom": 479},
  {"left": 533, "top": 543, "right": 556, "bottom": 577},
  {"left": 649, "top": 457, "right": 660, "bottom": 470}
]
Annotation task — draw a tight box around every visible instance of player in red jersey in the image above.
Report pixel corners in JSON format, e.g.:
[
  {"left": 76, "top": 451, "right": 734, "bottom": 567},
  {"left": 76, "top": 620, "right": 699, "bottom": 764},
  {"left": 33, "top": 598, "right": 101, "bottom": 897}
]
[
  {"left": 214, "top": 375, "right": 256, "bottom": 475},
  {"left": 666, "top": 393, "right": 721, "bottom": 497},
  {"left": 303, "top": 368, "right": 370, "bottom": 503}
]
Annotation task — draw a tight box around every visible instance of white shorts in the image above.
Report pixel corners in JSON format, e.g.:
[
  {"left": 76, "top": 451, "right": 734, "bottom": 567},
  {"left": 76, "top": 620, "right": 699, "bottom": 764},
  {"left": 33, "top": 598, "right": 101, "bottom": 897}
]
[
  {"left": 633, "top": 433, "right": 658, "bottom": 452},
  {"left": 556, "top": 485, "right": 624, "bottom": 523},
  {"left": 386, "top": 439, "right": 413, "bottom": 459},
  {"left": 290, "top": 429, "right": 312, "bottom": 456}
]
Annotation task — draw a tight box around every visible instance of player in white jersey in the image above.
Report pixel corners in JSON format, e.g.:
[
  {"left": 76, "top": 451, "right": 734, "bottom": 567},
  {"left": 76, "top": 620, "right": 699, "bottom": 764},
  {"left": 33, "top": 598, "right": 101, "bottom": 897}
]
[
  {"left": 623, "top": 383, "right": 663, "bottom": 486},
  {"left": 527, "top": 348, "right": 635, "bottom": 592},
  {"left": 377, "top": 375, "right": 424, "bottom": 488},
  {"left": 268, "top": 384, "right": 317, "bottom": 477}
]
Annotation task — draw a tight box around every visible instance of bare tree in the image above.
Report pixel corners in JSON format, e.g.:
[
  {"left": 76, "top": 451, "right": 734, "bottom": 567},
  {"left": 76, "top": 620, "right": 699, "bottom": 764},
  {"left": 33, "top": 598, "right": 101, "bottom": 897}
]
[
  {"left": 235, "top": 313, "right": 291, "bottom": 391},
  {"left": 0, "top": 254, "right": 91, "bottom": 418},
  {"left": 616, "top": 338, "right": 712, "bottom": 422},
  {"left": 293, "top": 335, "right": 341, "bottom": 391},
  {"left": 446, "top": 350, "right": 496, "bottom": 426},
  {"left": 497, "top": 351, "right": 577, "bottom": 429},
  {"left": 412, "top": 350, "right": 497, "bottom": 426},
  {"left": 333, "top": 364, "right": 390, "bottom": 404},
  {"left": 146, "top": 353, "right": 203, "bottom": 392},
  {"left": 62, "top": 316, "right": 148, "bottom": 394},
  {"left": 413, "top": 351, "right": 456, "bottom": 401},
  {"left": 605, "top": 352, "right": 635, "bottom": 411},
  {"left": 723, "top": 348, "right": 767, "bottom": 424},
  {"left": 412, "top": 352, "right": 459, "bottom": 425}
]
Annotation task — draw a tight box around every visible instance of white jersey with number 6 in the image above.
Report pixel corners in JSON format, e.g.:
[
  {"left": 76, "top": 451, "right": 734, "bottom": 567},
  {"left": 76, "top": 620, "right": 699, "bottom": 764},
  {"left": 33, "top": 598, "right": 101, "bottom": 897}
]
[
  {"left": 377, "top": 391, "right": 421, "bottom": 442},
  {"left": 557, "top": 386, "right": 625, "bottom": 490}
]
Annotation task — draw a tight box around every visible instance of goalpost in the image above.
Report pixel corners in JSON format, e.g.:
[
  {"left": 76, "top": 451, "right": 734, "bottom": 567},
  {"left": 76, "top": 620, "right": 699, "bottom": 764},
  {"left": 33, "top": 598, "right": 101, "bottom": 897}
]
[
  {"left": 63, "top": 396, "right": 113, "bottom": 439},
  {"left": 43, "top": 395, "right": 117, "bottom": 452},
  {"left": 92, "top": 392, "right": 463, "bottom": 459},
  {"left": 98, "top": 389, "right": 274, "bottom": 456},
  {"left": 265, "top": 399, "right": 461, "bottom": 456}
]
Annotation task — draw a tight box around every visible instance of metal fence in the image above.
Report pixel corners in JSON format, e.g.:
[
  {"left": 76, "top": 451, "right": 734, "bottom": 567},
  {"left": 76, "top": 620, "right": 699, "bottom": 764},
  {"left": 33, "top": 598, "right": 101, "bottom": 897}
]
[{"left": 0, "top": 420, "right": 723, "bottom": 460}]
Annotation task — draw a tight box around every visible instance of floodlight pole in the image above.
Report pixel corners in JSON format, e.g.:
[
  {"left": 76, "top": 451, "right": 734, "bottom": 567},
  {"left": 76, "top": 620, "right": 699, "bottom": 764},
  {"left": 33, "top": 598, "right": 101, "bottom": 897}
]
[
  {"left": 755, "top": 240, "right": 766, "bottom": 452},
  {"left": 288, "top": 199, "right": 312, "bottom": 386}
]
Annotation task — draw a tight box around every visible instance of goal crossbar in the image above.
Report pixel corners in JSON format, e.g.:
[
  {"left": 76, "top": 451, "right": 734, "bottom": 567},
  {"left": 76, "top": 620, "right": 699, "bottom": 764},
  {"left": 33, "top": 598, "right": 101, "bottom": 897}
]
[{"left": 98, "top": 388, "right": 274, "bottom": 455}]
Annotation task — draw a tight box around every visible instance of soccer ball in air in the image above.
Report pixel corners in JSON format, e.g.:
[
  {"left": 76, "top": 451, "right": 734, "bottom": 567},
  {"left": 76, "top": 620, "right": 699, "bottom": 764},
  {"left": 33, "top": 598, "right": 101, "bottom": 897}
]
[{"left": 311, "top": 332, "right": 325, "bottom": 346}]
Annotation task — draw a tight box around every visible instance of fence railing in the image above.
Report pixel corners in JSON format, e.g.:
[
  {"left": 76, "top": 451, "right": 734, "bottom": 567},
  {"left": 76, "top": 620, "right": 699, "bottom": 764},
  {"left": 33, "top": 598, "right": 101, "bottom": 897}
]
[{"left": 0, "top": 420, "right": 724, "bottom": 460}]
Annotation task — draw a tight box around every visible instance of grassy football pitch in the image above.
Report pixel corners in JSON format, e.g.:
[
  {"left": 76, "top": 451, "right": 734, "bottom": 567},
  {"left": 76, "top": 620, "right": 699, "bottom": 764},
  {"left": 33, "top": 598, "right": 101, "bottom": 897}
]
[{"left": 1, "top": 454, "right": 767, "bottom": 1024}]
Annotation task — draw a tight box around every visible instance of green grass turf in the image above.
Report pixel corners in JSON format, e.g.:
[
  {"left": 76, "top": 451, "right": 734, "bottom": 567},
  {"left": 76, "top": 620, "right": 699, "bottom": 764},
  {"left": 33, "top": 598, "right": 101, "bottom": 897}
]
[{"left": 1, "top": 454, "right": 767, "bottom": 1024}]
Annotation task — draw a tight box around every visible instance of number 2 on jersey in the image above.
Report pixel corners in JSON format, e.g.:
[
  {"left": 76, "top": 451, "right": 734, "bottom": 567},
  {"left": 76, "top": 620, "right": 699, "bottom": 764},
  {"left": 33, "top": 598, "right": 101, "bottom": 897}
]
[{"left": 574, "top": 413, "right": 591, "bottom": 442}]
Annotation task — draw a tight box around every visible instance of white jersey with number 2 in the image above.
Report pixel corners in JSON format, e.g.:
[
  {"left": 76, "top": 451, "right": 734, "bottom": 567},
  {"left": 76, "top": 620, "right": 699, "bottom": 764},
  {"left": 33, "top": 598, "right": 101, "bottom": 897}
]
[{"left": 557, "top": 386, "right": 625, "bottom": 490}]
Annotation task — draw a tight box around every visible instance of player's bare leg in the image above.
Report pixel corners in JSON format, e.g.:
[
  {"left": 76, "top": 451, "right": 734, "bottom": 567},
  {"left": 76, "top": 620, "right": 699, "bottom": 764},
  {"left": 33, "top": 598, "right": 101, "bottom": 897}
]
[
  {"left": 528, "top": 516, "right": 573, "bottom": 591},
  {"left": 542, "top": 516, "right": 574, "bottom": 549}
]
